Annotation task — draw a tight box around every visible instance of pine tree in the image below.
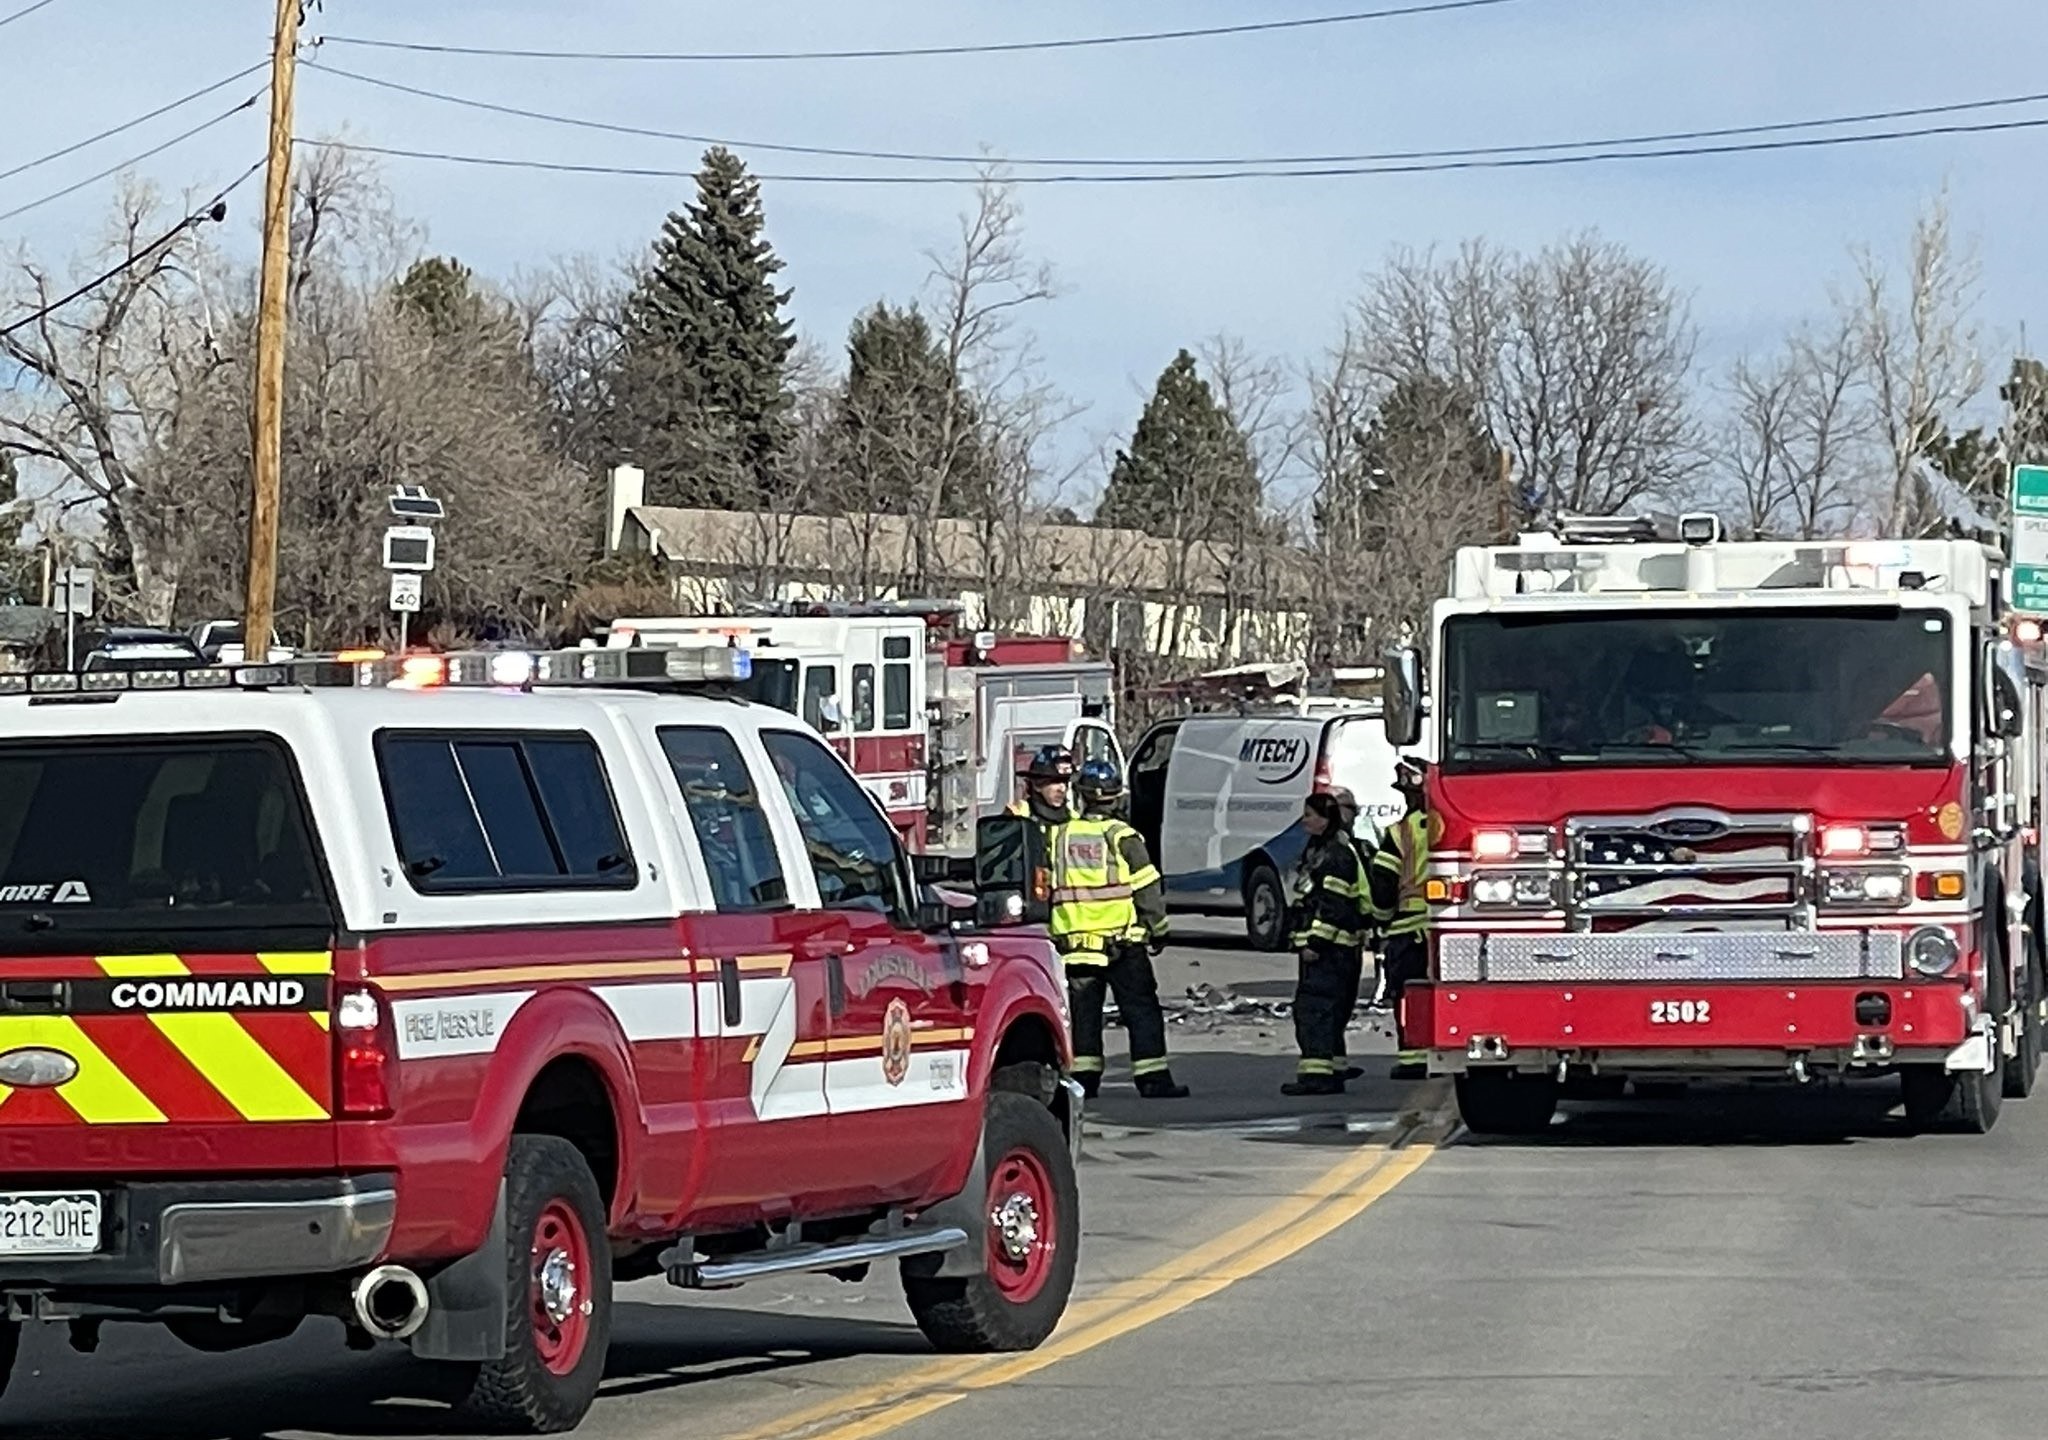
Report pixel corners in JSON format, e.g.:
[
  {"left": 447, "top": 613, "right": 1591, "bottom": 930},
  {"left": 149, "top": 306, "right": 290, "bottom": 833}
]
[
  {"left": 1097, "top": 350, "right": 1259, "bottom": 538},
  {"left": 837, "top": 302, "right": 989, "bottom": 517},
  {"left": 618, "top": 147, "right": 796, "bottom": 509}
]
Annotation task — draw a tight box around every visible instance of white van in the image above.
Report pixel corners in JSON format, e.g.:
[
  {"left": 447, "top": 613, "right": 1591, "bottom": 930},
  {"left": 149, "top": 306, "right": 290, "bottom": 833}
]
[{"left": 1127, "top": 704, "right": 1409, "bottom": 950}]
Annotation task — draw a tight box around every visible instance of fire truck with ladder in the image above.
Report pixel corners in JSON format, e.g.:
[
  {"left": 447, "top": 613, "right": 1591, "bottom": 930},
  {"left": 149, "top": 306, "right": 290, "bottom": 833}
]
[
  {"left": 1379, "top": 513, "right": 2048, "bottom": 1136},
  {"left": 605, "top": 604, "right": 1123, "bottom": 873}
]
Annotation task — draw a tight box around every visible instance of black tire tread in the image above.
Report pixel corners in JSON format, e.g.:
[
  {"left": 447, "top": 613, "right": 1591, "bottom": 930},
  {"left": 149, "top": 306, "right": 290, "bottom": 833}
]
[
  {"left": 1245, "top": 863, "right": 1287, "bottom": 953},
  {"left": 903, "top": 1092, "right": 1078, "bottom": 1353},
  {"left": 456, "top": 1135, "right": 613, "bottom": 1434},
  {"left": 1455, "top": 1071, "right": 1558, "bottom": 1136},
  {"left": 0, "top": 1319, "right": 17, "bottom": 1402},
  {"left": 1903, "top": 1064, "right": 2002, "bottom": 1134}
]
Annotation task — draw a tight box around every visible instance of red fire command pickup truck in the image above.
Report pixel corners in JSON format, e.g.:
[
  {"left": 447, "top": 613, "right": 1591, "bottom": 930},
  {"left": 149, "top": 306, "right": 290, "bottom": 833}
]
[{"left": 0, "top": 646, "right": 1081, "bottom": 1432}]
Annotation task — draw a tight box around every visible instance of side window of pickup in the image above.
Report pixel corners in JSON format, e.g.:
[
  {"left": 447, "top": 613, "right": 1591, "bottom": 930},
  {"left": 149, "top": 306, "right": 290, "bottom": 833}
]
[
  {"left": 657, "top": 726, "right": 789, "bottom": 912},
  {"left": 759, "top": 729, "right": 912, "bottom": 918},
  {"left": 377, "top": 731, "right": 637, "bottom": 892}
]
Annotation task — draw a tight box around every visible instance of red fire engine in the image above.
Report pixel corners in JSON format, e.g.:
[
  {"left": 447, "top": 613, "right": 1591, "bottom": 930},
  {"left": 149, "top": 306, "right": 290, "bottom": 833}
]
[
  {"left": 1381, "top": 515, "right": 2046, "bottom": 1135},
  {"left": 607, "top": 604, "right": 1122, "bottom": 867}
]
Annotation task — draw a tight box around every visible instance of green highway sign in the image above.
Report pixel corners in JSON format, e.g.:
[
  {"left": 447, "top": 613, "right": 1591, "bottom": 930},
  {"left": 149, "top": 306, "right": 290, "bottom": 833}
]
[{"left": 2011, "top": 465, "right": 2048, "bottom": 614}]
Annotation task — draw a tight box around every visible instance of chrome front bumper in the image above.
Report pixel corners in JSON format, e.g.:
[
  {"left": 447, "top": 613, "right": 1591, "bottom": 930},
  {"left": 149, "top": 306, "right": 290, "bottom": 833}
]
[{"left": 1059, "top": 1075, "right": 1087, "bottom": 1167}]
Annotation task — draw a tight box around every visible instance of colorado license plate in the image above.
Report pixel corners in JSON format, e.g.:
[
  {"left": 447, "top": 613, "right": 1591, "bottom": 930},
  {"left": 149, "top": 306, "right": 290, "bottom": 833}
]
[{"left": 0, "top": 1192, "right": 101, "bottom": 1256}]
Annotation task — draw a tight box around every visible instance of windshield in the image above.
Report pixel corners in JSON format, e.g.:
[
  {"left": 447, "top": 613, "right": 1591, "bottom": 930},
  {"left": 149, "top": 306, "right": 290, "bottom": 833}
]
[
  {"left": 1439, "top": 605, "right": 1954, "bottom": 771},
  {"left": 0, "top": 738, "right": 334, "bottom": 946}
]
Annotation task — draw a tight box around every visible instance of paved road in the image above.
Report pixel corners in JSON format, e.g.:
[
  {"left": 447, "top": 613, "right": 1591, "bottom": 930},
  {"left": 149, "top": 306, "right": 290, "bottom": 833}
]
[{"left": 17, "top": 920, "right": 2045, "bottom": 1439}]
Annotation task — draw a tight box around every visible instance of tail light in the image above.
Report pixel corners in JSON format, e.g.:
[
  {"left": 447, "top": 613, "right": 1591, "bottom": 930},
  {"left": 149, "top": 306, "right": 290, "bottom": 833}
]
[
  {"left": 335, "top": 985, "right": 399, "bottom": 1119},
  {"left": 1311, "top": 743, "right": 1334, "bottom": 794}
]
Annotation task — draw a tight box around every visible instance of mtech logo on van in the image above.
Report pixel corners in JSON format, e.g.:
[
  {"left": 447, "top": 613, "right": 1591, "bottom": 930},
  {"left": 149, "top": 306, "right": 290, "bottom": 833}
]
[{"left": 1238, "top": 735, "right": 1311, "bottom": 782}]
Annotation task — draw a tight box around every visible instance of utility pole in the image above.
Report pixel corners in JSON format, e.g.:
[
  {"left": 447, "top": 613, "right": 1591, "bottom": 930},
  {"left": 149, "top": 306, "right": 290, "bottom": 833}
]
[{"left": 242, "top": 0, "right": 301, "bottom": 652}]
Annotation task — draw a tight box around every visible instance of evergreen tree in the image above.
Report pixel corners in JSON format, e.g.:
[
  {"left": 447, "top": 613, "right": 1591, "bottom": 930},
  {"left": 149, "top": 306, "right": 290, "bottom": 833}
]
[
  {"left": 617, "top": 148, "right": 796, "bottom": 509},
  {"left": 1317, "top": 372, "right": 1500, "bottom": 554},
  {"left": 837, "top": 302, "right": 989, "bottom": 517},
  {"left": 393, "top": 256, "right": 480, "bottom": 335},
  {"left": 1097, "top": 350, "right": 1259, "bottom": 538}
]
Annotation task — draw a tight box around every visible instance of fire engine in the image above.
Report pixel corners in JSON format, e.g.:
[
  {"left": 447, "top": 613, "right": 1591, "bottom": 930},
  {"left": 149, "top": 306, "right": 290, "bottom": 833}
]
[
  {"left": 1381, "top": 514, "right": 2046, "bottom": 1136},
  {"left": 0, "top": 645, "right": 1080, "bottom": 1432},
  {"left": 606, "top": 603, "right": 1123, "bottom": 868}
]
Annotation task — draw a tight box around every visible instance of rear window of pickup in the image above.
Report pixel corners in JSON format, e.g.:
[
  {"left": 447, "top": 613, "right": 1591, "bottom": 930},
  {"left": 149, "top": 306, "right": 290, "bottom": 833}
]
[{"left": 0, "top": 736, "right": 334, "bottom": 947}]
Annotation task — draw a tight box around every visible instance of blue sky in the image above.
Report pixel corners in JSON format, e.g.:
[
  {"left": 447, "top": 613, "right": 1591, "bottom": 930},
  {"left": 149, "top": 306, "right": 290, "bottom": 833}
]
[{"left": 4, "top": 0, "right": 2046, "bottom": 505}]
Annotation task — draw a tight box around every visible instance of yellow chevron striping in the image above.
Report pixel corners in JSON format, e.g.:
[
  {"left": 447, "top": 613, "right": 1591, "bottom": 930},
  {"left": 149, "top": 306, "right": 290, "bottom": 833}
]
[
  {"left": 149, "top": 1014, "right": 328, "bottom": 1121},
  {"left": 256, "top": 952, "right": 335, "bottom": 975},
  {"left": 0, "top": 1015, "right": 165, "bottom": 1124},
  {"left": 94, "top": 954, "right": 327, "bottom": 1122}
]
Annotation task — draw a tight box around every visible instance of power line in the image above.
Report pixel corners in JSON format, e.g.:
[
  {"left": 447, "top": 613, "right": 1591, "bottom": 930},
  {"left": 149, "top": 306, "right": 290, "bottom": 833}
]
[
  {"left": 0, "top": 0, "right": 64, "bottom": 30},
  {"left": 308, "top": 59, "right": 2048, "bottom": 171},
  {"left": 0, "top": 62, "right": 269, "bottom": 189},
  {"left": 299, "top": 111, "right": 2048, "bottom": 187},
  {"left": 319, "top": 0, "right": 1528, "bottom": 63},
  {"left": 0, "top": 92, "right": 267, "bottom": 226},
  {"left": 0, "top": 158, "right": 261, "bottom": 340}
]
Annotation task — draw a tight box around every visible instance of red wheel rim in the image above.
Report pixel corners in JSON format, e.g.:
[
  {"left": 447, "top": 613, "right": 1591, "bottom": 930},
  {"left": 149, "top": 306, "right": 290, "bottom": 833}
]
[
  {"left": 530, "top": 1199, "right": 593, "bottom": 1376},
  {"left": 986, "top": 1146, "right": 1056, "bottom": 1303}
]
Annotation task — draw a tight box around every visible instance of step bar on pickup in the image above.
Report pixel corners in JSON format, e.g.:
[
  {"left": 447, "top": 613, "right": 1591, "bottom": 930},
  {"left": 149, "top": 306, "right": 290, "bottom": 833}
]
[{"left": 662, "top": 1219, "right": 970, "bottom": 1289}]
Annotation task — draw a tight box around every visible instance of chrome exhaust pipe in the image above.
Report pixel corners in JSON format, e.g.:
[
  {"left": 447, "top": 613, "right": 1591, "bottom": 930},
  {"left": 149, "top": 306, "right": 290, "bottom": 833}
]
[{"left": 351, "top": 1264, "right": 429, "bottom": 1341}]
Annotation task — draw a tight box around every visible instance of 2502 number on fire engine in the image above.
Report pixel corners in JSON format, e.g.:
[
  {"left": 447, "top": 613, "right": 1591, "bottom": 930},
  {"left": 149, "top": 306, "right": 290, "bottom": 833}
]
[{"left": 1648, "top": 999, "right": 1712, "bottom": 1025}]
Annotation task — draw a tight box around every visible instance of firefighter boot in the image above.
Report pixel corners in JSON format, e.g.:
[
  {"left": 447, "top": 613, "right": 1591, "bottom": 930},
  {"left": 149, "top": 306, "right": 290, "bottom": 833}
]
[{"left": 1134, "top": 1068, "right": 1191, "bottom": 1099}]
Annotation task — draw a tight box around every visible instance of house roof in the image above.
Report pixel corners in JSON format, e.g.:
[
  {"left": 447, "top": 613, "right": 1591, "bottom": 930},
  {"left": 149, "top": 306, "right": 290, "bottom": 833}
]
[{"left": 623, "top": 506, "right": 1313, "bottom": 600}]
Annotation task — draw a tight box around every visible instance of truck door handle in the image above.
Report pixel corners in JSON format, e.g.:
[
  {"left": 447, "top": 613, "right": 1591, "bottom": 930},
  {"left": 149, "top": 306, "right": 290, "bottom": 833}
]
[
  {"left": 718, "top": 959, "right": 742, "bottom": 1029},
  {"left": 825, "top": 957, "right": 847, "bottom": 1018},
  {"left": 0, "top": 981, "right": 66, "bottom": 1014}
]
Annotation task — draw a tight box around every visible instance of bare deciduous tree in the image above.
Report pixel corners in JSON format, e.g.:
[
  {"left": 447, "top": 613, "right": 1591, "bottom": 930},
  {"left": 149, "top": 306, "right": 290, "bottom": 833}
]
[{"left": 1722, "top": 313, "right": 1867, "bottom": 539}]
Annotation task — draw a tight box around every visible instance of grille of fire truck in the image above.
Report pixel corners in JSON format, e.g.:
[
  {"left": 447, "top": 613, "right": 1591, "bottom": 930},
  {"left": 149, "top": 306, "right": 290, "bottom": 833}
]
[{"left": 1568, "top": 811, "right": 1805, "bottom": 931}]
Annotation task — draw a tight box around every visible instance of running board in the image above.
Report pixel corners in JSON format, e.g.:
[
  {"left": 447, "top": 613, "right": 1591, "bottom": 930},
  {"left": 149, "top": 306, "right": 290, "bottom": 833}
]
[{"left": 665, "top": 1225, "right": 971, "bottom": 1289}]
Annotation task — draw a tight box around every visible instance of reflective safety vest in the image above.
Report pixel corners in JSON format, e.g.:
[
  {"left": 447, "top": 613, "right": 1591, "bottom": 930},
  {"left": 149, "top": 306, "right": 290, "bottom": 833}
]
[
  {"left": 1387, "top": 811, "right": 1432, "bottom": 938},
  {"left": 1049, "top": 817, "right": 1141, "bottom": 964}
]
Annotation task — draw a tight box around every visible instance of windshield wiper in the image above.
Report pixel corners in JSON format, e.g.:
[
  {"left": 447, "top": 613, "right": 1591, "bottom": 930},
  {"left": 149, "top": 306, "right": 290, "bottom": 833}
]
[{"left": 1451, "top": 740, "right": 1570, "bottom": 766}]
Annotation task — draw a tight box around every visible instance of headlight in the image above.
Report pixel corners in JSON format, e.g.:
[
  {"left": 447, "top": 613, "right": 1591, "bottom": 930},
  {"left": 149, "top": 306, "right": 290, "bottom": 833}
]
[
  {"left": 1906, "top": 925, "right": 1961, "bottom": 976},
  {"left": 1471, "top": 873, "right": 1554, "bottom": 908},
  {"left": 1820, "top": 868, "right": 1908, "bottom": 907}
]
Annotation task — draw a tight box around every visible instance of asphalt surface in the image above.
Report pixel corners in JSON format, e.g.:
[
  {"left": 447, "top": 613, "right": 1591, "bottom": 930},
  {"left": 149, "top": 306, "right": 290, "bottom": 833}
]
[{"left": 13, "top": 917, "right": 2048, "bottom": 1438}]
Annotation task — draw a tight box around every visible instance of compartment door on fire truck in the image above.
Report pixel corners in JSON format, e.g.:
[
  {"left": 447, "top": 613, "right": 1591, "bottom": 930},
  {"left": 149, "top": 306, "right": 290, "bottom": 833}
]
[
  {"left": 755, "top": 727, "right": 971, "bottom": 1206},
  {"left": 650, "top": 723, "right": 836, "bottom": 1213}
]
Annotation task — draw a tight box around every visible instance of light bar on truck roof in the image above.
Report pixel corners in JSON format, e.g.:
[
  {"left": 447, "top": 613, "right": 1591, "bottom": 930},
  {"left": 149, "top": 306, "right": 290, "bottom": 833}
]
[{"left": 0, "top": 645, "right": 755, "bottom": 698}]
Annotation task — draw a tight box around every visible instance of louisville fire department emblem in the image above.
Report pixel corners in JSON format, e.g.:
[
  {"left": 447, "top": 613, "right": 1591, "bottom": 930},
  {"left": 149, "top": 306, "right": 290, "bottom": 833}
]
[{"left": 882, "top": 998, "right": 913, "bottom": 1087}]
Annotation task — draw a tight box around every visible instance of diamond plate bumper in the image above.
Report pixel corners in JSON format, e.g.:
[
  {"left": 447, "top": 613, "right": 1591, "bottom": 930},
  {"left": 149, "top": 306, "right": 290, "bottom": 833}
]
[{"left": 1438, "top": 929, "right": 1905, "bottom": 984}]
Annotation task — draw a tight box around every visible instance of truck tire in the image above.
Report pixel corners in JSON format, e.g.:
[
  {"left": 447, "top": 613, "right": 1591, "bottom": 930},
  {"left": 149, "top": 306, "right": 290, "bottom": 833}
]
[
  {"left": 0, "top": 1318, "right": 17, "bottom": 1401},
  {"left": 903, "top": 1092, "right": 1078, "bottom": 1353},
  {"left": 1902, "top": 1064, "right": 2002, "bottom": 1134},
  {"left": 455, "top": 1136, "right": 613, "bottom": 1434},
  {"left": 1244, "top": 862, "right": 1288, "bottom": 952},
  {"left": 1454, "top": 1070, "right": 1557, "bottom": 1136}
]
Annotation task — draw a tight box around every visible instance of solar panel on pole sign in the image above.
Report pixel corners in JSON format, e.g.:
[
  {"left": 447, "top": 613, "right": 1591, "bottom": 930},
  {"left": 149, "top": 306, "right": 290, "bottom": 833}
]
[{"left": 2012, "top": 464, "right": 2048, "bottom": 614}]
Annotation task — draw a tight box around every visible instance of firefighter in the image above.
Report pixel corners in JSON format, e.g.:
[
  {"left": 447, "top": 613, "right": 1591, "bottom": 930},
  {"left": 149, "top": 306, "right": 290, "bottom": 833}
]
[
  {"left": 1006, "top": 744, "right": 1075, "bottom": 822},
  {"left": 1283, "top": 790, "right": 1367, "bottom": 1096},
  {"left": 1369, "top": 756, "right": 1433, "bottom": 1079},
  {"left": 1051, "top": 759, "right": 1189, "bottom": 1100}
]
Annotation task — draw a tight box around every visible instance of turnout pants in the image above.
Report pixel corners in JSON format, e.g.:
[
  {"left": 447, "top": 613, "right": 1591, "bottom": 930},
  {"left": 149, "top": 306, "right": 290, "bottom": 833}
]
[
  {"left": 1294, "top": 945, "right": 1364, "bottom": 1077},
  {"left": 1380, "top": 933, "right": 1429, "bottom": 1054},
  {"left": 1069, "top": 944, "right": 1171, "bottom": 1079}
]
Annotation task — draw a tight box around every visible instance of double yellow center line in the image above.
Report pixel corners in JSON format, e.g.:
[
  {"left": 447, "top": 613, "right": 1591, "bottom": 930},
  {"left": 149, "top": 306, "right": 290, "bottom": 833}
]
[{"left": 720, "top": 1130, "right": 1439, "bottom": 1440}]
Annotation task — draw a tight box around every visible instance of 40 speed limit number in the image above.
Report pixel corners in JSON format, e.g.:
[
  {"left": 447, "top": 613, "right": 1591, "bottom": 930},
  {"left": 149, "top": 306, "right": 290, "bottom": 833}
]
[{"left": 1649, "top": 999, "right": 1712, "bottom": 1025}]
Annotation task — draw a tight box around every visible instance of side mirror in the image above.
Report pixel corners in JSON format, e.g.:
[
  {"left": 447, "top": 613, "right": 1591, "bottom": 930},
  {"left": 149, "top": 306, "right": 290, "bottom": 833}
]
[
  {"left": 1383, "top": 645, "right": 1424, "bottom": 749},
  {"left": 972, "top": 814, "right": 1051, "bottom": 927},
  {"left": 1985, "top": 639, "right": 2027, "bottom": 740}
]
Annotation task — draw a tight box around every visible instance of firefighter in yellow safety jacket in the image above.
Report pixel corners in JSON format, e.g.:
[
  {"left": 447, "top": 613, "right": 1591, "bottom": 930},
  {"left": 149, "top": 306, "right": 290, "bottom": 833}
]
[
  {"left": 1368, "top": 756, "right": 1434, "bottom": 1079},
  {"left": 1050, "top": 760, "right": 1189, "bottom": 1100}
]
